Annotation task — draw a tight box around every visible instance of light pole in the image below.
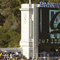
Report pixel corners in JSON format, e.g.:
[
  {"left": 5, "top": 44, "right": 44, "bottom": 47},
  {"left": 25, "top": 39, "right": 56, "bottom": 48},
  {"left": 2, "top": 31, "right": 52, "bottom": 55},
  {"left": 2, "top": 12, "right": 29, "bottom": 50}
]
[{"left": 29, "top": 0, "right": 31, "bottom": 4}]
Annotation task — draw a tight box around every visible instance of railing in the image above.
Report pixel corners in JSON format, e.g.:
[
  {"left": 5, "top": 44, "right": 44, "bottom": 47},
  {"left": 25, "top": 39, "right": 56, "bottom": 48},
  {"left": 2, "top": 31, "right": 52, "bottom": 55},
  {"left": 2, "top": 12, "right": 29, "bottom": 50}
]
[
  {"left": 37, "top": 52, "right": 60, "bottom": 60},
  {"left": 38, "top": 52, "right": 60, "bottom": 57},
  {"left": 37, "top": 57, "right": 60, "bottom": 60}
]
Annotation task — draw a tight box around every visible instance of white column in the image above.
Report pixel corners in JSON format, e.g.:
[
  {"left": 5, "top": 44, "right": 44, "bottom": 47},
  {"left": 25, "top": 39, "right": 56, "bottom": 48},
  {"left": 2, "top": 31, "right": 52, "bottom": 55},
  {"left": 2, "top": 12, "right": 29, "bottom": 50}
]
[
  {"left": 19, "top": 4, "right": 33, "bottom": 59},
  {"left": 19, "top": 4, "right": 39, "bottom": 59}
]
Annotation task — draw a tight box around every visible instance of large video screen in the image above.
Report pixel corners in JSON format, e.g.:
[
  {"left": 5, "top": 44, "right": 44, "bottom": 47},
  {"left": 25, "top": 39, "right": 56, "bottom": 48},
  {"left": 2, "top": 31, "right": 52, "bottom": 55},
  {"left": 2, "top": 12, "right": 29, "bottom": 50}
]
[
  {"left": 39, "top": 8, "right": 60, "bottom": 46},
  {"left": 49, "top": 10, "right": 60, "bottom": 39}
]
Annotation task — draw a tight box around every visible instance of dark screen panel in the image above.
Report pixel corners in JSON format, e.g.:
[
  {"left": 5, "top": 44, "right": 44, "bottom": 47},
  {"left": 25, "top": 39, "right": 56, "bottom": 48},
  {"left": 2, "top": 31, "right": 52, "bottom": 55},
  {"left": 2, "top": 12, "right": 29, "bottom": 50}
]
[
  {"left": 39, "top": 7, "right": 60, "bottom": 46},
  {"left": 40, "top": 8, "right": 49, "bottom": 39}
]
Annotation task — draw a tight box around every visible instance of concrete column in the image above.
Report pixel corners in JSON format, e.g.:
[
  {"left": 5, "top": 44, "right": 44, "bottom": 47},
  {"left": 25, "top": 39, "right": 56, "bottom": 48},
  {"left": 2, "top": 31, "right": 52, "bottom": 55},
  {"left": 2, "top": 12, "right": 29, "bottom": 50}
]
[{"left": 19, "top": 4, "right": 39, "bottom": 59}]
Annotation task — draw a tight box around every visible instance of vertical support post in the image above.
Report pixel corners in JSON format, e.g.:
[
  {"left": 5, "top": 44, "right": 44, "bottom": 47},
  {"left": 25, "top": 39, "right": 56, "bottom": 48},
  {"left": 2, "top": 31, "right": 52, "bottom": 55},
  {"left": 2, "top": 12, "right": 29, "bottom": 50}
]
[{"left": 29, "top": 0, "right": 31, "bottom": 4}]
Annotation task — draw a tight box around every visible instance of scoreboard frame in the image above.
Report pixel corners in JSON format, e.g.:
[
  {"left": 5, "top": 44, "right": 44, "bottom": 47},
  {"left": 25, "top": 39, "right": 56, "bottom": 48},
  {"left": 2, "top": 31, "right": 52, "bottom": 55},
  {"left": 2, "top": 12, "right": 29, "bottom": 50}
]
[{"left": 38, "top": 7, "right": 60, "bottom": 46}]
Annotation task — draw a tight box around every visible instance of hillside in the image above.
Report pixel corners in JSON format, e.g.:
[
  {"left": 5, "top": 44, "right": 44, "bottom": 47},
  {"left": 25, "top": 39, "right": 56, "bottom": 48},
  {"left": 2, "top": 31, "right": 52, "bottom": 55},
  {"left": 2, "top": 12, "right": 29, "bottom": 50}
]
[{"left": 0, "top": 0, "right": 21, "bottom": 47}]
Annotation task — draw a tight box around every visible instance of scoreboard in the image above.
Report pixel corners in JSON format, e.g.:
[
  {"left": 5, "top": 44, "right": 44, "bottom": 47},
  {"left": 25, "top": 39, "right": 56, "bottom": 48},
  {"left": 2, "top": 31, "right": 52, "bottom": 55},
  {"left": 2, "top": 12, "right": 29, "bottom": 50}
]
[{"left": 39, "top": 7, "right": 60, "bottom": 46}]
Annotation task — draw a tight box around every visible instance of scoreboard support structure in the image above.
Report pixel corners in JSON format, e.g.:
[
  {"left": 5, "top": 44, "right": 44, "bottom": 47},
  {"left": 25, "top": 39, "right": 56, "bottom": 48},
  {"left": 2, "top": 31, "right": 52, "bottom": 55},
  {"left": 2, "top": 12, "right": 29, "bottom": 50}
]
[
  {"left": 19, "top": 2, "right": 60, "bottom": 59},
  {"left": 19, "top": 4, "right": 39, "bottom": 59}
]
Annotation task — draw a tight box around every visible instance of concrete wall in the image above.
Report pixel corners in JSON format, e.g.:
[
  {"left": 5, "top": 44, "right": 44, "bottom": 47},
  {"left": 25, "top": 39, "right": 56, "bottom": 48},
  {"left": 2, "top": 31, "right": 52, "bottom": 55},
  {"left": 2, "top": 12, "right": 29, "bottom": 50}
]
[{"left": 0, "top": 48, "right": 22, "bottom": 52}]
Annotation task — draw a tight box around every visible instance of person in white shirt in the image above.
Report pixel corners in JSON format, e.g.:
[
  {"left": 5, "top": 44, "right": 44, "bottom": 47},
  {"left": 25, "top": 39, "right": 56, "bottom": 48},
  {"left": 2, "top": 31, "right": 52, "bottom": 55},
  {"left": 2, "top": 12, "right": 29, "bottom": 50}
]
[{"left": 10, "top": 53, "right": 13, "bottom": 58}]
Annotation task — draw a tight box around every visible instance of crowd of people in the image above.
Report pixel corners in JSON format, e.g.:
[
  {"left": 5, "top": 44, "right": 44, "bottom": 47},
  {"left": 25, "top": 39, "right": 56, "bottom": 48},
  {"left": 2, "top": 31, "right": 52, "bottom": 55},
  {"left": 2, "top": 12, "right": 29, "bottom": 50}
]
[
  {"left": 0, "top": 50, "right": 37, "bottom": 60},
  {"left": 0, "top": 50, "right": 28, "bottom": 60},
  {"left": 1, "top": 47, "right": 60, "bottom": 60}
]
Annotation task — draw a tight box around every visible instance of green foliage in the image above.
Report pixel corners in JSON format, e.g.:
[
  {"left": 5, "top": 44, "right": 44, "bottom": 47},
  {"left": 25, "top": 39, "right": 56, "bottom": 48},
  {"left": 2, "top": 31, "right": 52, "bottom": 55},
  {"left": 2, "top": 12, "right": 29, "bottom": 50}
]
[
  {"left": 0, "top": 0, "right": 21, "bottom": 48},
  {"left": 9, "top": 0, "right": 20, "bottom": 8},
  {"left": 0, "top": 28, "right": 21, "bottom": 47},
  {"left": 0, "top": 33, "right": 10, "bottom": 47},
  {"left": 7, "top": 30, "right": 21, "bottom": 47},
  {"left": 14, "top": 9, "right": 21, "bottom": 18},
  {"left": 32, "top": 0, "right": 60, "bottom": 3}
]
